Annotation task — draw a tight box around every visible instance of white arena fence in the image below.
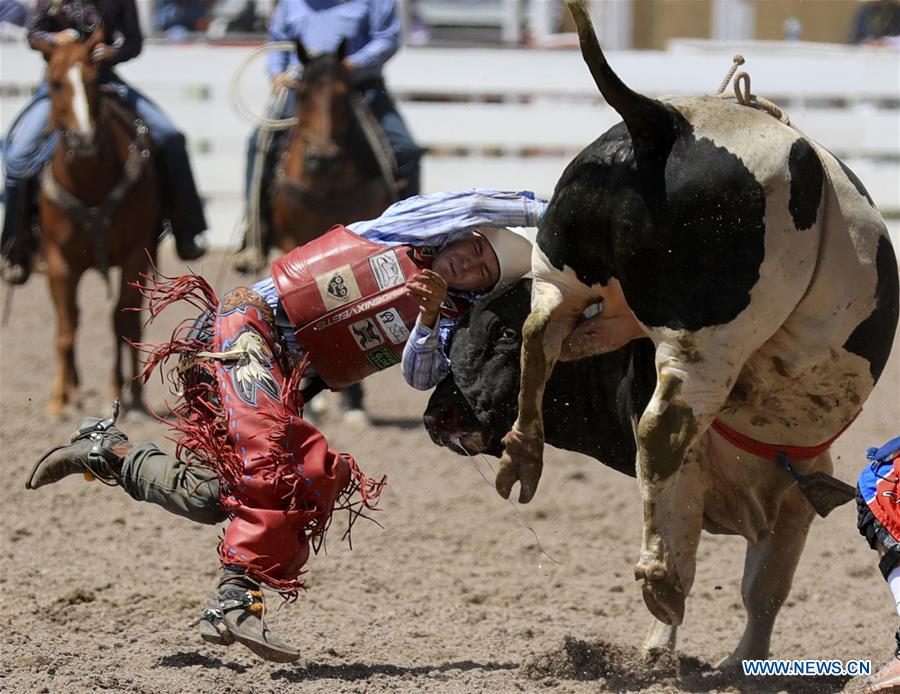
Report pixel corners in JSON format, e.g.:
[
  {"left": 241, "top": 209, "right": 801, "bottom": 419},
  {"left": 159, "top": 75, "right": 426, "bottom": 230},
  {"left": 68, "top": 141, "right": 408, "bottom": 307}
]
[{"left": 1, "top": 38, "right": 898, "bottom": 249}]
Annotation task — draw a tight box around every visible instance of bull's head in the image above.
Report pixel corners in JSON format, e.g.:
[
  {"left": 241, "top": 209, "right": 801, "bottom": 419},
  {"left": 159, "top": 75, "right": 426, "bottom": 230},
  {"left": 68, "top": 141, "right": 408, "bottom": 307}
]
[
  {"left": 424, "top": 281, "right": 656, "bottom": 478},
  {"left": 424, "top": 283, "right": 530, "bottom": 456}
]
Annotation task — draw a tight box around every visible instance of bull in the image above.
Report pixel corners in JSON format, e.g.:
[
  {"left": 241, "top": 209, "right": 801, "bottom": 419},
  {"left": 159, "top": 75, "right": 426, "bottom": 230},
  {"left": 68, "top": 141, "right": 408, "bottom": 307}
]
[
  {"left": 425, "top": 279, "right": 892, "bottom": 665},
  {"left": 438, "top": 0, "right": 899, "bottom": 664}
]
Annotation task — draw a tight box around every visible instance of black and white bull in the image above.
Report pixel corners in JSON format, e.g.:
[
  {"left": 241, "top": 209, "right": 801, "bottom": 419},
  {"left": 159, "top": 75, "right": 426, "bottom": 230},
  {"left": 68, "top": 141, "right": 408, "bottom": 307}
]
[
  {"left": 492, "top": 0, "right": 899, "bottom": 640},
  {"left": 424, "top": 280, "right": 888, "bottom": 665}
]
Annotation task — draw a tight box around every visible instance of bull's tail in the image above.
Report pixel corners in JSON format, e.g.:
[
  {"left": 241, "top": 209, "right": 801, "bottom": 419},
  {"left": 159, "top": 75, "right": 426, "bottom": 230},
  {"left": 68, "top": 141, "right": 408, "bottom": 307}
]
[
  {"left": 563, "top": 0, "right": 674, "bottom": 169},
  {"left": 564, "top": 3, "right": 666, "bottom": 131}
]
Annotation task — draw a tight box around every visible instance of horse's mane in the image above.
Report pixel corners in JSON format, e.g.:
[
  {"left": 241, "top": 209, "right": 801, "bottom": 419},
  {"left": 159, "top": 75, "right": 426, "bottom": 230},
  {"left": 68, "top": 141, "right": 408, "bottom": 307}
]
[{"left": 300, "top": 52, "right": 345, "bottom": 87}]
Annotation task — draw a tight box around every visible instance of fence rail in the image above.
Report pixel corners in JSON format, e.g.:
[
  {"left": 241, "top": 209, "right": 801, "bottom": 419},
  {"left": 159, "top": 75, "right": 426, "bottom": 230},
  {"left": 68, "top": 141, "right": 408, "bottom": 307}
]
[{"left": 1, "top": 40, "right": 897, "bottom": 248}]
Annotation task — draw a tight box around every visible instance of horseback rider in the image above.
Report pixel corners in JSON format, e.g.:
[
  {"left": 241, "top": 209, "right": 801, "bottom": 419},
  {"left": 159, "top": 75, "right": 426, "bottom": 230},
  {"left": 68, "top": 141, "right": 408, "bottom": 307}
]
[
  {"left": 0, "top": 0, "right": 207, "bottom": 285},
  {"left": 25, "top": 188, "right": 545, "bottom": 662},
  {"left": 235, "top": 0, "right": 422, "bottom": 269}
]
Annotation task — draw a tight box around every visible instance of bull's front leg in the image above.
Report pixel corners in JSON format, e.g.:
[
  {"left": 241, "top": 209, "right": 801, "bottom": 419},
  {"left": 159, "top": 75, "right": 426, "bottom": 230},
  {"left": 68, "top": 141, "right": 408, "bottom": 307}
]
[{"left": 496, "top": 280, "right": 581, "bottom": 503}]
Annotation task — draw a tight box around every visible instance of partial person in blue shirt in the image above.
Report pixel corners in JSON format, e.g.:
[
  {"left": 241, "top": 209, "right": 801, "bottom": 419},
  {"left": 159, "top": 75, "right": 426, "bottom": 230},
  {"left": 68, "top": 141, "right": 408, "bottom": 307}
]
[
  {"left": 247, "top": 188, "right": 547, "bottom": 389},
  {"left": 241, "top": 0, "right": 422, "bottom": 251}
]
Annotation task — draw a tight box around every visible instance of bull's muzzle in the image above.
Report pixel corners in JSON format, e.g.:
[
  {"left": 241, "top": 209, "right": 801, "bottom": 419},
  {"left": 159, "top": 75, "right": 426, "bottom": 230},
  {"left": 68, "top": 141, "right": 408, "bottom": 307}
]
[{"left": 423, "top": 399, "right": 500, "bottom": 456}]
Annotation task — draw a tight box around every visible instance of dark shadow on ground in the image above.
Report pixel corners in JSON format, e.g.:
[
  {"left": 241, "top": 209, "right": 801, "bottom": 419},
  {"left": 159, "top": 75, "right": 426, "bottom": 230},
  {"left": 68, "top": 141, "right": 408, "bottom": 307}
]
[
  {"left": 270, "top": 659, "right": 517, "bottom": 682},
  {"left": 523, "top": 637, "right": 854, "bottom": 694},
  {"left": 157, "top": 651, "right": 251, "bottom": 674}
]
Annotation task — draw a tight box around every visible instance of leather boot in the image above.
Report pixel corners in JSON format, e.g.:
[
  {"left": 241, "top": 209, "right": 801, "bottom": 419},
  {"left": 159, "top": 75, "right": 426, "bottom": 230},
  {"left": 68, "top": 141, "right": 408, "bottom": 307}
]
[
  {"left": 195, "top": 567, "right": 301, "bottom": 663},
  {"left": 0, "top": 181, "right": 36, "bottom": 285},
  {"left": 174, "top": 232, "right": 207, "bottom": 261},
  {"left": 25, "top": 405, "right": 130, "bottom": 489}
]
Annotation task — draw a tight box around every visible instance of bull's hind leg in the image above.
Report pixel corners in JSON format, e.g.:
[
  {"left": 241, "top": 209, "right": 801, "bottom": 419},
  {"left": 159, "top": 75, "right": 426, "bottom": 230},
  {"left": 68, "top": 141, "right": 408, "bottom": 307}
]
[
  {"left": 643, "top": 620, "right": 677, "bottom": 652},
  {"left": 638, "top": 450, "right": 706, "bottom": 649},
  {"left": 718, "top": 460, "right": 820, "bottom": 670},
  {"left": 634, "top": 340, "right": 742, "bottom": 626},
  {"left": 46, "top": 244, "right": 85, "bottom": 415}
]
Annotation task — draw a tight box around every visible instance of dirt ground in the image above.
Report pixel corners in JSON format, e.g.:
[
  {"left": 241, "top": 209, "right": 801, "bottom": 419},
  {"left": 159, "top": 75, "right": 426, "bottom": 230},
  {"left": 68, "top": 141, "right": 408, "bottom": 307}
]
[{"left": 1, "top": 247, "right": 897, "bottom": 694}]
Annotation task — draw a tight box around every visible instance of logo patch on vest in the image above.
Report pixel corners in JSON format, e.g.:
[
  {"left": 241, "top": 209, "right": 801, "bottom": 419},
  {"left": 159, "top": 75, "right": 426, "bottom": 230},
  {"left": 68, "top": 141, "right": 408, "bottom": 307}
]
[
  {"left": 369, "top": 251, "right": 405, "bottom": 291},
  {"left": 349, "top": 317, "right": 385, "bottom": 350},
  {"left": 366, "top": 346, "right": 401, "bottom": 371},
  {"left": 316, "top": 264, "right": 361, "bottom": 310},
  {"left": 374, "top": 308, "right": 409, "bottom": 344}
]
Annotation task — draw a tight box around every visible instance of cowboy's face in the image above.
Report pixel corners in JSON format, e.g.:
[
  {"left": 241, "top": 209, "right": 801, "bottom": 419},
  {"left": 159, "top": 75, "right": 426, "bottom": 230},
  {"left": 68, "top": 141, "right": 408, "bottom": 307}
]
[{"left": 432, "top": 231, "right": 500, "bottom": 293}]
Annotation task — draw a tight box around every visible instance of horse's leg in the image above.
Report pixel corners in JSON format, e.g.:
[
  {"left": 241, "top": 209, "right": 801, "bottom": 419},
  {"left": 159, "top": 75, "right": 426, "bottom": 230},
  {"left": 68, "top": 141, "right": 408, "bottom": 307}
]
[
  {"left": 113, "top": 249, "right": 151, "bottom": 412},
  {"left": 45, "top": 241, "right": 84, "bottom": 415}
]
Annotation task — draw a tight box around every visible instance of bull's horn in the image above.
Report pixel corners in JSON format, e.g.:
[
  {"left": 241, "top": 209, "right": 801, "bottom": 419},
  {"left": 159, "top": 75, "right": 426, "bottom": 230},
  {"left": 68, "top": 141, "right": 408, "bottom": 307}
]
[{"left": 564, "top": 0, "right": 668, "bottom": 142}]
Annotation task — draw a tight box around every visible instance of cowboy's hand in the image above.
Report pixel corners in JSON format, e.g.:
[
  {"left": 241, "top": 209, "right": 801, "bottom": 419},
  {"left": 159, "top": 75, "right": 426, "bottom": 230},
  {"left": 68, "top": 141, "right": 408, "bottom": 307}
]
[
  {"left": 90, "top": 43, "right": 118, "bottom": 62},
  {"left": 271, "top": 71, "right": 296, "bottom": 91},
  {"left": 406, "top": 269, "right": 448, "bottom": 328},
  {"left": 52, "top": 29, "right": 79, "bottom": 45}
]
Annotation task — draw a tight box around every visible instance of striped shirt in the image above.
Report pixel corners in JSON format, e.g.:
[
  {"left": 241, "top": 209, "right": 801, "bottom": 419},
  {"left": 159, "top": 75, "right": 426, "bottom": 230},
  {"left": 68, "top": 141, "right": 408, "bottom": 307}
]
[
  {"left": 252, "top": 189, "right": 547, "bottom": 388},
  {"left": 400, "top": 315, "right": 456, "bottom": 390}
]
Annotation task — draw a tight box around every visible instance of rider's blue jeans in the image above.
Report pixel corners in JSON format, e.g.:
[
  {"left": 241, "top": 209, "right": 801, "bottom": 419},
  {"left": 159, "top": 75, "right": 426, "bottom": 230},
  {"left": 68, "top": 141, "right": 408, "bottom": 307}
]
[
  {"left": 243, "top": 78, "right": 423, "bottom": 214},
  {"left": 1, "top": 72, "right": 206, "bottom": 260}
]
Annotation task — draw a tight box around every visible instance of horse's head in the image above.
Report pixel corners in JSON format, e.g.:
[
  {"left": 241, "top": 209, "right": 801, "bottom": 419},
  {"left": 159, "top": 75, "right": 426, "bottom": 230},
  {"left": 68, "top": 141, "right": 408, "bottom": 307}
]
[
  {"left": 35, "top": 28, "right": 105, "bottom": 156},
  {"left": 294, "top": 38, "right": 353, "bottom": 176}
]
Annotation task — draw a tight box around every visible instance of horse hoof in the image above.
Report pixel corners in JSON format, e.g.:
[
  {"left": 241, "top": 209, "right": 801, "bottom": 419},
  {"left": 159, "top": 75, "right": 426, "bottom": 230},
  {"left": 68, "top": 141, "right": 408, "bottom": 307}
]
[{"left": 635, "top": 561, "right": 685, "bottom": 626}]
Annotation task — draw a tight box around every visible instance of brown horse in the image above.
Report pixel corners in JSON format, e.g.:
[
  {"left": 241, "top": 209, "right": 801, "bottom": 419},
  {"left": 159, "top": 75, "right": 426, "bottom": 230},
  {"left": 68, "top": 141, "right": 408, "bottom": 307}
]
[
  {"left": 268, "top": 39, "right": 396, "bottom": 254},
  {"left": 34, "top": 30, "right": 159, "bottom": 415}
]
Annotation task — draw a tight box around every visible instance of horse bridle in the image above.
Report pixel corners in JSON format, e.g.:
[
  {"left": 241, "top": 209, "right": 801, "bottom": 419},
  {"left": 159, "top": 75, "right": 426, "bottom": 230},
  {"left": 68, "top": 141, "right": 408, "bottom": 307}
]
[
  {"left": 40, "top": 96, "right": 152, "bottom": 291},
  {"left": 275, "top": 92, "right": 399, "bottom": 204}
]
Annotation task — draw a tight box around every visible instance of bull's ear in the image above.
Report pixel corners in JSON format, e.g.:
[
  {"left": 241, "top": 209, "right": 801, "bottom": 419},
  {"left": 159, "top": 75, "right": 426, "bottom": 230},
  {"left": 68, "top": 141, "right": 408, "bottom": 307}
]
[
  {"left": 336, "top": 37, "right": 348, "bottom": 63},
  {"left": 84, "top": 26, "right": 105, "bottom": 54},
  {"left": 295, "top": 39, "right": 310, "bottom": 65}
]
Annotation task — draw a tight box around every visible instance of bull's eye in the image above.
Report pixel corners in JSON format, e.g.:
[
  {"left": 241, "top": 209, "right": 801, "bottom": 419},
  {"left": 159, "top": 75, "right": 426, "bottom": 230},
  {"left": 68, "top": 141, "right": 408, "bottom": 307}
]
[
  {"left": 51, "top": 80, "right": 63, "bottom": 90},
  {"left": 499, "top": 328, "right": 517, "bottom": 341}
]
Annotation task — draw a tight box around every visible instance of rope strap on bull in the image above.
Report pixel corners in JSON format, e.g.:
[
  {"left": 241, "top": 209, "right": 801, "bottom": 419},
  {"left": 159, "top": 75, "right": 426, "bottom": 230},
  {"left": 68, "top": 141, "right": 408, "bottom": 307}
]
[{"left": 714, "top": 54, "right": 791, "bottom": 125}]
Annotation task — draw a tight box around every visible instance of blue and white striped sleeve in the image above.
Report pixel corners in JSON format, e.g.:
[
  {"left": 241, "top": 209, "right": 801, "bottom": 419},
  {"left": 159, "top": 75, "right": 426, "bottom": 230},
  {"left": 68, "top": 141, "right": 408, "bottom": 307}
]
[
  {"left": 400, "top": 316, "right": 455, "bottom": 390},
  {"left": 348, "top": 189, "right": 548, "bottom": 249}
]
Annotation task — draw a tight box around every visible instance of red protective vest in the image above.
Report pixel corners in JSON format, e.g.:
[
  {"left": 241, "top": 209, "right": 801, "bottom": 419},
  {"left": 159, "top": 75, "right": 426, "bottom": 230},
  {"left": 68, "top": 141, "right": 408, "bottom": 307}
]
[{"left": 271, "top": 225, "right": 422, "bottom": 389}]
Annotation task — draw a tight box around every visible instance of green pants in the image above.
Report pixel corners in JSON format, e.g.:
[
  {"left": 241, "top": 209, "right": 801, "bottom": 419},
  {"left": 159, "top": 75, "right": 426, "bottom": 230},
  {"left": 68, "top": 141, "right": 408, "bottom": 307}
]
[{"left": 120, "top": 443, "right": 226, "bottom": 525}]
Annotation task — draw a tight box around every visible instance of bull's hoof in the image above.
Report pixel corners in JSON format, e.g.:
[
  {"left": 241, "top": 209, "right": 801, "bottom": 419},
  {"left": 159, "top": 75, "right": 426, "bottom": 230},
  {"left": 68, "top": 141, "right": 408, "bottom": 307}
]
[
  {"left": 495, "top": 430, "right": 544, "bottom": 503},
  {"left": 715, "top": 653, "right": 744, "bottom": 673},
  {"left": 634, "top": 561, "right": 685, "bottom": 626}
]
